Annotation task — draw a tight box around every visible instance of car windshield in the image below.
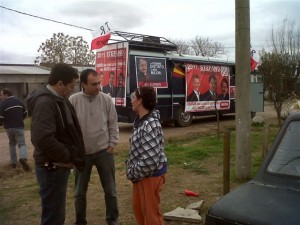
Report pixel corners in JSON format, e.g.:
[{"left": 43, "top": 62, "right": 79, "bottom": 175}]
[{"left": 267, "top": 120, "right": 300, "bottom": 177}]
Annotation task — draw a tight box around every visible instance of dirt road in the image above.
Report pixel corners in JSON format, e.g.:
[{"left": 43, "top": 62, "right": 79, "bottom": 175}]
[{"left": 0, "top": 103, "right": 276, "bottom": 165}]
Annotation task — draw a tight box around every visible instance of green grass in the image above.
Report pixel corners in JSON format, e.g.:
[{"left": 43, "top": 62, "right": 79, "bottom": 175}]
[
  {"left": 0, "top": 122, "right": 281, "bottom": 225},
  {"left": 164, "top": 124, "right": 279, "bottom": 177}
]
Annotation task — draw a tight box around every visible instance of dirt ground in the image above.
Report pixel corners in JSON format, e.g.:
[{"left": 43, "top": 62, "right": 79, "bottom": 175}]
[{"left": 0, "top": 102, "right": 277, "bottom": 225}]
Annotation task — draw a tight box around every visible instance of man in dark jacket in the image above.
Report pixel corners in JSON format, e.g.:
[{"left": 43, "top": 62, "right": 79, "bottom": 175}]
[
  {"left": 27, "top": 63, "right": 85, "bottom": 225},
  {"left": 0, "top": 88, "right": 30, "bottom": 171}
]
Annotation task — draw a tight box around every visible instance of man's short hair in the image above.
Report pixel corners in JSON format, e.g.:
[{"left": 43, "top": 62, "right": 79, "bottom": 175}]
[
  {"left": 192, "top": 74, "right": 200, "bottom": 80},
  {"left": 209, "top": 74, "right": 217, "bottom": 82},
  {"left": 48, "top": 63, "right": 79, "bottom": 85},
  {"left": 80, "top": 69, "right": 98, "bottom": 84},
  {"left": 1, "top": 88, "right": 13, "bottom": 96},
  {"left": 221, "top": 78, "right": 229, "bottom": 86}
]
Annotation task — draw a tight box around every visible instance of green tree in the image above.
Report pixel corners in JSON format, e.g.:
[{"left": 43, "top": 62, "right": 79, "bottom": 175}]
[
  {"left": 259, "top": 18, "right": 300, "bottom": 124},
  {"left": 35, "top": 33, "right": 95, "bottom": 65}
]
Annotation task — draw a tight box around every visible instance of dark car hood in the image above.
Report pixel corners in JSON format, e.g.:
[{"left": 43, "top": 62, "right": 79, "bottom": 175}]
[{"left": 207, "top": 181, "right": 300, "bottom": 225}]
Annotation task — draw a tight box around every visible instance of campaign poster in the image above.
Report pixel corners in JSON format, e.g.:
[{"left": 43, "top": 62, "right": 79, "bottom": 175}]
[
  {"left": 135, "top": 56, "right": 168, "bottom": 88},
  {"left": 185, "top": 64, "right": 230, "bottom": 112},
  {"left": 95, "top": 42, "right": 128, "bottom": 106}
]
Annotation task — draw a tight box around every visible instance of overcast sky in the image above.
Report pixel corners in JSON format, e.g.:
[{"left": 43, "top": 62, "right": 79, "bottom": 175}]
[{"left": 0, "top": 0, "right": 299, "bottom": 64}]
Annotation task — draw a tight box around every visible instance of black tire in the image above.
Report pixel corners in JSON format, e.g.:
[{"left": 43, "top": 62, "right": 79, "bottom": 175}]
[
  {"left": 251, "top": 111, "right": 256, "bottom": 118},
  {"left": 175, "top": 107, "right": 193, "bottom": 127}
]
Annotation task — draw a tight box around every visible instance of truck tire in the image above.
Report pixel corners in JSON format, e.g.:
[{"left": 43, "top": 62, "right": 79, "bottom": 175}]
[
  {"left": 251, "top": 111, "right": 256, "bottom": 118},
  {"left": 175, "top": 107, "right": 193, "bottom": 127}
]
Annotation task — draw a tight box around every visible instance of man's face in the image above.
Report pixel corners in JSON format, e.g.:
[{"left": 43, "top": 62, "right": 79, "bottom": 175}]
[
  {"left": 118, "top": 76, "right": 124, "bottom": 86},
  {"left": 59, "top": 79, "right": 78, "bottom": 97},
  {"left": 193, "top": 77, "right": 200, "bottom": 91},
  {"left": 139, "top": 59, "right": 148, "bottom": 75},
  {"left": 209, "top": 77, "right": 217, "bottom": 92},
  {"left": 109, "top": 73, "right": 114, "bottom": 85},
  {"left": 221, "top": 80, "right": 228, "bottom": 94},
  {"left": 83, "top": 74, "right": 101, "bottom": 96},
  {"left": 99, "top": 74, "right": 104, "bottom": 85}
]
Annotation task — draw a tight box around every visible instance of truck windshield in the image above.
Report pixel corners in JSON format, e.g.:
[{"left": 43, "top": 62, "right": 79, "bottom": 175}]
[{"left": 267, "top": 120, "right": 300, "bottom": 177}]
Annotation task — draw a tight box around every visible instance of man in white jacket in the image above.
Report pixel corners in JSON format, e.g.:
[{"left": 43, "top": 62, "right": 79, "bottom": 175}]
[{"left": 69, "top": 69, "right": 119, "bottom": 225}]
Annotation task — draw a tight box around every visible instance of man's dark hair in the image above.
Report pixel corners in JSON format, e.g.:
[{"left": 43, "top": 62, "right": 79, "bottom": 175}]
[
  {"left": 80, "top": 69, "right": 98, "bottom": 84},
  {"left": 2, "top": 88, "right": 13, "bottom": 96},
  {"left": 221, "top": 78, "right": 229, "bottom": 86},
  {"left": 135, "top": 86, "right": 156, "bottom": 111},
  {"left": 192, "top": 74, "right": 200, "bottom": 80},
  {"left": 209, "top": 74, "right": 217, "bottom": 83},
  {"left": 48, "top": 63, "right": 79, "bottom": 85}
]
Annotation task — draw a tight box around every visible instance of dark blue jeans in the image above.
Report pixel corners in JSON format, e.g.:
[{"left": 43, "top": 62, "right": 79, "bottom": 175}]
[
  {"left": 74, "top": 150, "right": 119, "bottom": 225},
  {"left": 36, "top": 166, "right": 70, "bottom": 225}
]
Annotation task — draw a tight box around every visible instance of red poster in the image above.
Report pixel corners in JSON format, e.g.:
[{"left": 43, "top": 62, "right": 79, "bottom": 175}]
[
  {"left": 95, "top": 43, "right": 128, "bottom": 106},
  {"left": 185, "top": 64, "right": 230, "bottom": 112}
]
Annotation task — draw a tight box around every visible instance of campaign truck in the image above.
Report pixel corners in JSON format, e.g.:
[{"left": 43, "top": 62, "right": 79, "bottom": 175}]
[{"left": 95, "top": 31, "right": 262, "bottom": 127}]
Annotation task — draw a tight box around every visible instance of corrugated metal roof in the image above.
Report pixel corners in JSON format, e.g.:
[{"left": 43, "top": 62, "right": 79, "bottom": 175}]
[{"left": 0, "top": 64, "right": 50, "bottom": 75}]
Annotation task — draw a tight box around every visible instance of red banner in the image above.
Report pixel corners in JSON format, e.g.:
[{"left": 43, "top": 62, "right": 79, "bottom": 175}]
[
  {"left": 95, "top": 43, "right": 128, "bottom": 106},
  {"left": 185, "top": 64, "right": 230, "bottom": 112}
]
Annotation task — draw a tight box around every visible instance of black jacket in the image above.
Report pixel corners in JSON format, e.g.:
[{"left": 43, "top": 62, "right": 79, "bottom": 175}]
[
  {"left": 0, "top": 96, "right": 27, "bottom": 128},
  {"left": 27, "top": 86, "right": 85, "bottom": 171},
  {"left": 187, "top": 91, "right": 201, "bottom": 102}
]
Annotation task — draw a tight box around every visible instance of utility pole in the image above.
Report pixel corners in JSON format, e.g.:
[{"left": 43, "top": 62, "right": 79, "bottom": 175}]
[{"left": 235, "top": 0, "right": 251, "bottom": 179}]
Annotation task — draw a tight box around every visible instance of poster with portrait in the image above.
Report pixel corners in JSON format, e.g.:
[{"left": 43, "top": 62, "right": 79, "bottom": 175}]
[
  {"left": 185, "top": 63, "right": 230, "bottom": 112},
  {"left": 135, "top": 56, "right": 168, "bottom": 88},
  {"left": 95, "top": 42, "right": 128, "bottom": 106}
]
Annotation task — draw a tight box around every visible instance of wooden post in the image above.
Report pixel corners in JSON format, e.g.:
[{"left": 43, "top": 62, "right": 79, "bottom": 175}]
[
  {"left": 262, "top": 124, "right": 270, "bottom": 158},
  {"left": 223, "top": 131, "right": 231, "bottom": 195}
]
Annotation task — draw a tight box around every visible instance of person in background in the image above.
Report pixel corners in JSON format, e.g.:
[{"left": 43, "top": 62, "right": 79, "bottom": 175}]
[
  {"left": 99, "top": 72, "right": 104, "bottom": 92},
  {"left": 27, "top": 63, "right": 85, "bottom": 225},
  {"left": 202, "top": 74, "right": 218, "bottom": 101},
  {"left": 137, "top": 58, "right": 151, "bottom": 83},
  {"left": 0, "top": 88, "right": 30, "bottom": 171},
  {"left": 69, "top": 69, "right": 120, "bottom": 225},
  {"left": 103, "top": 71, "right": 115, "bottom": 97},
  {"left": 115, "top": 73, "right": 125, "bottom": 98},
  {"left": 126, "top": 86, "right": 167, "bottom": 225},
  {"left": 187, "top": 74, "right": 201, "bottom": 101},
  {"left": 218, "top": 78, "right": 230, "bottom": 100}
]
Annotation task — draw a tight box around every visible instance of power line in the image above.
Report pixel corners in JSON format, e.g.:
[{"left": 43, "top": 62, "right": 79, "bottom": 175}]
[{"left": 0, "top": 5, "right": 93, "bottom": 31}]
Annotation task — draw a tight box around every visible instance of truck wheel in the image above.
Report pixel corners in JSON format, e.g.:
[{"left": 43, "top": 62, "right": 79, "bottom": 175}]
[{"left": 175, "top": 107, "right": 193, "bottom": 127}]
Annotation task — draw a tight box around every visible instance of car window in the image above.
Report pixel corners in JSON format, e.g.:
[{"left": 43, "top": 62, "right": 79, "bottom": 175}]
[{"left": 267, "top": 121, "right": 300, "bottom": 177}]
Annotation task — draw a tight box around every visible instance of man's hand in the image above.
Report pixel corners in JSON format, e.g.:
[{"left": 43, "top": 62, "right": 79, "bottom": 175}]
[{"left": 107, "top": 146, "right": 114, "bottom": 154}]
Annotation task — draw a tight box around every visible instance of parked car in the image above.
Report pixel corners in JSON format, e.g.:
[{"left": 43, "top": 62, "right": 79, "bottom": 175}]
[{"left": 205, "top": 112, "right": 300, "bottom": 225}]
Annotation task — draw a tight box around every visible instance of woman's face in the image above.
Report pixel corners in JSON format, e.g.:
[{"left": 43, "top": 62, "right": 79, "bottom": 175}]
[{"left": 131, "top": 92, "right": 142, "bottom": 113}]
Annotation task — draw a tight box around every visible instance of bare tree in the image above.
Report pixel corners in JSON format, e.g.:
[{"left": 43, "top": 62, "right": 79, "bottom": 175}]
[
  {"left": 259, "top": 18, "right": 300, "bottom": 124},
  {"left": 190, "top": 36, "right": 227, "bottom": 57},
  {"left": 35, "top": 33, "right": 95, "bottom": 65},
  {"left": 169, "top": 39, "right": 192, "bottom": 55}
]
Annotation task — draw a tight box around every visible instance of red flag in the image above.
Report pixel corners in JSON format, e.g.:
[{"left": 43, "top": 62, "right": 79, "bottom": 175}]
[
  {"left": 250, "top": 57, "right": 258, "bottom": 72},
  {"left": 91, "top": 32, "right": 111, "bottom": 50}
]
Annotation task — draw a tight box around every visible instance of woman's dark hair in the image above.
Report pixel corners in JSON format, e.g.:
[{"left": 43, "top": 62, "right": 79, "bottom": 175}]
[
  {"left": 48, "top": 63, "right": 79, "bottom": 85},
  {"left": 135, "top": 86, "right": 156, "bottom": 111}
]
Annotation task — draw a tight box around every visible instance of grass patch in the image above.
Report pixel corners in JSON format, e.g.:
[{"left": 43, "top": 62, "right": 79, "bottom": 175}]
[{"left": 0, "top": 122, "right": 281, "bottom": 225}]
